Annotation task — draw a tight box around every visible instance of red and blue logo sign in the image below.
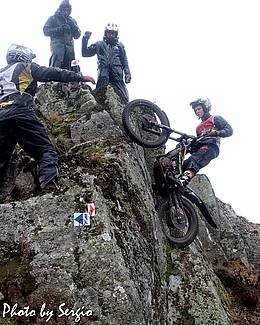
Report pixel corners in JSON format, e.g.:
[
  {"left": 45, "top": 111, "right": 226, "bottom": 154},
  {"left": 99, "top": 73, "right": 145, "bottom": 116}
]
[
  {"left": 73, "top": 202, "right": 95, "bottom": 226},
  {"left": 73, "top": 213, "right": 90, "bottom": 226}
]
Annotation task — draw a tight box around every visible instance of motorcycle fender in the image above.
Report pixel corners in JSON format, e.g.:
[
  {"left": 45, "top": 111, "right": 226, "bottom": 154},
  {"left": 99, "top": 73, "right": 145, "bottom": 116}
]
[
  {"left": 161, "top": 110, "right": 171, "bottom": 127},
  {"left": 182, "top": 189, "right": 218, "bottom": 228}
]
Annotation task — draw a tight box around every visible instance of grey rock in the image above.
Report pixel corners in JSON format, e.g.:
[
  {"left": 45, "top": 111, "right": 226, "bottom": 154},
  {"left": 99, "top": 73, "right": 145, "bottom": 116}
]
[{"left": 0, "top": 83, "right": 259, "bottom": 324}]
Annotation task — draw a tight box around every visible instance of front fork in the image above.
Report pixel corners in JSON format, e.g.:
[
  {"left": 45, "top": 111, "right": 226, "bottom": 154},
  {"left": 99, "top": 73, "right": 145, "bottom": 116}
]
[{"left": 169, "top": 191, "right": 186, "bottom": 229}]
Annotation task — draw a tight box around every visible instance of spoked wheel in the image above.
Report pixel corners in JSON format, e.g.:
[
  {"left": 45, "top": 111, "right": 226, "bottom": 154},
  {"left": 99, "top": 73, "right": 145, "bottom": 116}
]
[
  {"left": 156, "top": 196, "right": 199, "bottom": 247},
  {"left": 122, "top": 99, "right": 171, "bottom": 148}
]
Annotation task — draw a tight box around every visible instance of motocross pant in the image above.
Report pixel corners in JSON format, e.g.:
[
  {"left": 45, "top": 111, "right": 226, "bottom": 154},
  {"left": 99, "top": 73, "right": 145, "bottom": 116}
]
[
  {"left": 96, "top": 65, "right": 129, "bottom": 103},
  {"left": 49, "top": 42, "right": 75, "bottom": 70},
  {"left": 0, "top": 100, "right": 58, "bottom": 188},
  {"left": 183, "top": 144, "right": 219, "bottom": 174}
]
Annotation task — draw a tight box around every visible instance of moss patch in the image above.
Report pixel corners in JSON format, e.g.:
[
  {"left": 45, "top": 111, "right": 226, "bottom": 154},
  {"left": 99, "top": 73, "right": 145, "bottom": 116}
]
[
  {"left": 0, "top": 319, "right": 14, "bottom": 325},
  {"left": 50, "top": 109, "right": 81, "bottom": 151},
  {"left": 0, "top": 256, "right": 36, "bottom": 298},
  {"left": 165, "top": 245, "right": 178, "bottom": 278}
]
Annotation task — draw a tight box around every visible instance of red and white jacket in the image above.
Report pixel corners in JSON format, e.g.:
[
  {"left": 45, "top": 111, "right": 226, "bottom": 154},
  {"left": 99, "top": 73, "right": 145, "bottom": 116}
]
[{"left": 196, "top": 114, "right": 233, "bottom": 148}]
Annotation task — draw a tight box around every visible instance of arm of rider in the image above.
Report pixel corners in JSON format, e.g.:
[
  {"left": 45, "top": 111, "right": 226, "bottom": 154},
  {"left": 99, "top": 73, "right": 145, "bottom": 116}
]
[
  {"left": 212, "top": 116, "right": 233, "bottom": 137},
  {"left": 31, "top": 62, "right": 96, "bottom": 84}
]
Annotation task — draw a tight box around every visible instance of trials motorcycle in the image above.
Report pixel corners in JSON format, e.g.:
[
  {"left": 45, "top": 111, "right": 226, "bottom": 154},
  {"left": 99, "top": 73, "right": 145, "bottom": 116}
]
[{"left": 122, "top": 99, "right": 217, "bottom": 247}]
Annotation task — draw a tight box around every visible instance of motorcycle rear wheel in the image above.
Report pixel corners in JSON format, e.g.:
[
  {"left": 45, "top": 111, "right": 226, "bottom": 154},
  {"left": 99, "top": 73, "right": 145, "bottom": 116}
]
[{"left": 156, "top": 196, "right": 199, "bottom": 247}]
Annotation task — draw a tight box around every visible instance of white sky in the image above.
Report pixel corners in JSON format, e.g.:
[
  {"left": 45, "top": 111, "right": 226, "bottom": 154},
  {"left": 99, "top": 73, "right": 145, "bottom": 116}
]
[{"left": 1, "top": 0, "right": 260, "bottom": 223}]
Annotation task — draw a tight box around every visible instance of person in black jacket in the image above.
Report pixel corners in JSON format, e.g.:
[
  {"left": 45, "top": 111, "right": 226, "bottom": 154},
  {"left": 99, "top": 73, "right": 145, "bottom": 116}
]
[
  {"left": 43, "top": 0, "right": 81, "bottom": 70},
  {"left": 165, "top": 98, "right": 233, "bottom": 185},
  {"left": 82, "top": 23, "right": 131, "bottom": 103},
  {"left": 0, "top": 44, "right": 95, "bottom": 192}
]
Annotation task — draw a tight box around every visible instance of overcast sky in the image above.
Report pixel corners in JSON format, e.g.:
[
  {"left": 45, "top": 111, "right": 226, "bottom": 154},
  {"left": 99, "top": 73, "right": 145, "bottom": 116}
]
[{"left": 1, "top": 0, "right": 260, "bottom": 223}]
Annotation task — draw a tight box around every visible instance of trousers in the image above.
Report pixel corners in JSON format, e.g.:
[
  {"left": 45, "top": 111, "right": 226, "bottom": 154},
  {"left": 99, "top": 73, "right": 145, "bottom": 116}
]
[{"left": 0, "top": 102, "right": 58, "bottom": 187}]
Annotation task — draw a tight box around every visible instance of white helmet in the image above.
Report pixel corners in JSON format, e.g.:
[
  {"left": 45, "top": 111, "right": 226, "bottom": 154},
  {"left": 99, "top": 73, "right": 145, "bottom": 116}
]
[
  {"left": 190, "top": 97, "right": 211, "bottom": 113},
  {"left": 105, "top": 23, "right": 119, "bottom": 33},
  {"left": 6, "top": 44, "right": 36, "bottom": 64}
]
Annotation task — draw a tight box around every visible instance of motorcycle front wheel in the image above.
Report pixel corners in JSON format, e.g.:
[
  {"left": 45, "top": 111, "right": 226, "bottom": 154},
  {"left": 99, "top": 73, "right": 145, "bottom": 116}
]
[
  {"left": 122, "top": 99, "right": 170, "bottom": 148},
  {"left": 156, "top": 196, "right": 199, "bottom": 248}
]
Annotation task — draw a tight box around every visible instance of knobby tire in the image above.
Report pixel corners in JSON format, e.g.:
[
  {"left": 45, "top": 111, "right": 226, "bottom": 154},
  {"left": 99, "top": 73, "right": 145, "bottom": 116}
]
[
  {"left": 122, "top": 99, "right": 170, "bottom": 148},
  {"left": 156, "top": 196, "right": 199, "bottom": 247}
]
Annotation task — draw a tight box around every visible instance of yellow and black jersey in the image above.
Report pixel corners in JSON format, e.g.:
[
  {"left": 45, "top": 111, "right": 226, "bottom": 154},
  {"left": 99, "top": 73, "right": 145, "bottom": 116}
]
[{"left": 0, "top": 62, "right": 85, "bottom": 101}]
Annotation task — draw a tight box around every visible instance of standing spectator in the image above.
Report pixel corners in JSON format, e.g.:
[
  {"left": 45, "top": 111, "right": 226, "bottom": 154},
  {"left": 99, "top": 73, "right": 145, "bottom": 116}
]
[
  {"left": 43, "top": 0, "right": 81, "bottom": 70},
  {"left": 82, "top": 23, "right": 131, "bottom": 103}
]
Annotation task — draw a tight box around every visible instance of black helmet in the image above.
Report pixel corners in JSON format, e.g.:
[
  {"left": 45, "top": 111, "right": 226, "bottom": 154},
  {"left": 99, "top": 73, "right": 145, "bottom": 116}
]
[
  {"left": 6, "top": 44, "right": 36, "bottom": 64},
  {"left": 190, "top": 97, "right": 211, "bottom": 113}
]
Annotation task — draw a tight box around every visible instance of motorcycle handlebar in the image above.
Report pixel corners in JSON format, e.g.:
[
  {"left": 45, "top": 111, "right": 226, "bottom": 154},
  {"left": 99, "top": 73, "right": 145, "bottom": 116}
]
[
  {"left": 172, "top": 133, "right": 212, "bottom": 144},
  {"left": 165, "top": 126, "right": 213, "bottom": 144}
]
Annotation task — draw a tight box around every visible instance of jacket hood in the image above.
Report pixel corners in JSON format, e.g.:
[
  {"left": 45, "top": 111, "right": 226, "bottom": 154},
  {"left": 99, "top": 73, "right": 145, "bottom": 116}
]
[{"left": 58, "top": 0, "right": 72, "bottom": 14}]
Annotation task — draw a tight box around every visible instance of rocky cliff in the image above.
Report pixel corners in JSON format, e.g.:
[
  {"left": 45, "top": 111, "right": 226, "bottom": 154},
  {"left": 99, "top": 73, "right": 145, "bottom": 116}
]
[{"left": 0, "top": 83, "right": 259, "bottom": 325}]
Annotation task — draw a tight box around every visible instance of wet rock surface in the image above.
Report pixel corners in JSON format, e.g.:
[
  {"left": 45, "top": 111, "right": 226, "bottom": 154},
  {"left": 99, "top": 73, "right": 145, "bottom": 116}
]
[{"left": 0, "top": 84, "right": 259, "bottom": 324}]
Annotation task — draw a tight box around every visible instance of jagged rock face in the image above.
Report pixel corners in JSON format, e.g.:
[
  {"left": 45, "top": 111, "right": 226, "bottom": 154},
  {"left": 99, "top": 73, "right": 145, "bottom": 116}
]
[
  {"left": 0, "top": 84, "right": 167, "bottom": 324},
  {"left": 0, "top": 84, "right": 259, "bottom": 324},
  {"left": 190, "top": 175, "right": 260, "bottom": 271},
  {"left": 189, "top": 175, "right": 260, "bottom": 324}
]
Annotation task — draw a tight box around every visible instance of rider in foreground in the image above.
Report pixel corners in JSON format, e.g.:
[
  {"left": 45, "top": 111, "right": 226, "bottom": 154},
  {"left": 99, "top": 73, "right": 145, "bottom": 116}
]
[
  {"left": 0, "top": 44, "right": 95, "bottom": 192},
  {"left": 167, "top": 98, "right": 233, "bottom": 185}
]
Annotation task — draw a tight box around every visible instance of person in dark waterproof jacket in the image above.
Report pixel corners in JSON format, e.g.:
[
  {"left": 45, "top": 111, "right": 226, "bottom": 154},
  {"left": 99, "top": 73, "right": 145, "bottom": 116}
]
[
  {"left": 82, "top": 23, "right": 131, "bottom": 103},
  {"left": 0, "top": 44, "right": 95, "bottom": 191},
  {"left": 166, "top": 98, "right": 233, "bottom": 185},
  {"left": 43, "top": 0, "right": 81, "bottom": 70}
]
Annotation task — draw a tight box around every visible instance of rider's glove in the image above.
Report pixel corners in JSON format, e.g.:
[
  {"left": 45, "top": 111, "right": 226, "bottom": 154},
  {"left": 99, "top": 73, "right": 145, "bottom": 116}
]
[
  {"left": 83, "top": 75, "right": 96, "bottom": 84},
  {"left": 187, "top": 137, "right": 196, "bottom": 145},
  {"left": 66, "top": 17, "right": 76, "bottom": 28},
  {"left": 83, "top": 31, "right": 92, "bottom": 39},
  {"left": 55, "top": 25, "right": 68, "bottom": 34},
  {"left": 62, "top": 24, "right": 71, "bottom": 32},
  {"left": 125, "top": 74, "right": 131, "bottom": 84},
  {"left": 209, "top": 130, "right": 220, "bottom": 136}
]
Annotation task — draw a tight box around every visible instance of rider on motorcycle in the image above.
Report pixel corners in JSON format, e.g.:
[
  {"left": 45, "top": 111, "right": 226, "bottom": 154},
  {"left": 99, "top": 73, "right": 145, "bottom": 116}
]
[{"left": 168, "top": 97, "right": 233, "bottom": 185}]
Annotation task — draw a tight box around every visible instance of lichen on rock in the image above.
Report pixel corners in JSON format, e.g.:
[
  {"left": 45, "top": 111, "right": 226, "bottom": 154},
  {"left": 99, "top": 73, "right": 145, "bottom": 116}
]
[{"left": 0, "top": 83, "right": 259, "bottom": 324}]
